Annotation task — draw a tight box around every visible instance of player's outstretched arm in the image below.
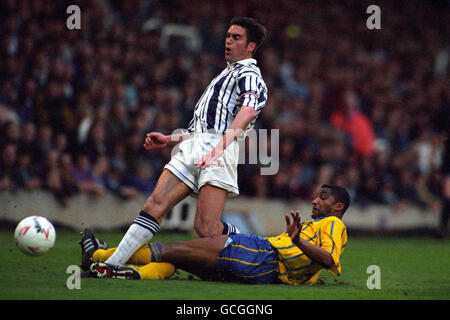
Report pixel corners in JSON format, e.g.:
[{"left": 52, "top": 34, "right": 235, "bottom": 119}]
[
  {"left": 143, "top": 132, "right": 190, "bottom": 151},
  {"left": 285, "top": 211, "right": 335, "bottom": 269}
]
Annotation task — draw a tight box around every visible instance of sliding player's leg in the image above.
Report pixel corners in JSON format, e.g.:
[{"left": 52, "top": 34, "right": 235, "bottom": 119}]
[
  {"left": 128, "top": 233, "right": 278, "bottom": 284},
  {"left": 159, "top": 234, "right": 228, "bottom": 279},
  {"left": 103, "top": 169, "right": 192, "bottom": 266},
  {"left": 90, "top": 235, "right": 228, "bottom": 280}
]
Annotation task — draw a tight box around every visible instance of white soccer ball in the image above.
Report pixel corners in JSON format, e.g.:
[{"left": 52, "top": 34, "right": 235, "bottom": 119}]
[{"left": 14, "top": 216, "right": 56, "bottom": 256}]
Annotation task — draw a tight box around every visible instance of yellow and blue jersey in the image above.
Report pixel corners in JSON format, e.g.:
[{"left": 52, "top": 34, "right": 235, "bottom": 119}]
[
  {"left": 215, "top": 216, "right": 347, "bottom": 285},
  {"left": 267, "top": 216, "right": 348, "bottom": 285}
]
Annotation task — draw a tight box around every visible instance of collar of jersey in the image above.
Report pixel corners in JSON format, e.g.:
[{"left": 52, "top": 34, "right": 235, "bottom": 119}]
[{"left": 227, "top": 58, "right": 257, "bottom": 70}]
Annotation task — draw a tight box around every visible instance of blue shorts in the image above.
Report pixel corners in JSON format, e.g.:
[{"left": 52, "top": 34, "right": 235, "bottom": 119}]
[{"left": 215, "top": 234, "right": 278, "bottom": 284}]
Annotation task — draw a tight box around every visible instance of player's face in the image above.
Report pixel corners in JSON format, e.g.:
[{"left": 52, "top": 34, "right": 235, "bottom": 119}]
[
  {"left": 225, "top": 25, "right": 255, "bottom": 63},
  {"left": 311, "top": 188, "right": 336, "bottom": 219}
]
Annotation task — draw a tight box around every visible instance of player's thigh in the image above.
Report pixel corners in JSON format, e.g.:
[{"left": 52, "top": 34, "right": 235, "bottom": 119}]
[
  {"left": 195, "top": 184, "right": 228, "bottom": 225},
  {"left": 143, "top": 169, "right": 192, "bottom": 218},
  {"left": 163, "top": 234, "right": 228, "bottom": 268}
]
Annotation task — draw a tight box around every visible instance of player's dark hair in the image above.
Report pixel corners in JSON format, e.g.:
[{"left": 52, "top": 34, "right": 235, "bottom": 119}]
[
  {"left": 229, "top": 17, "right": 267, "bottom": 54},
  {"left": 322, "top": 184, "right": 351, "bottom": 215}
]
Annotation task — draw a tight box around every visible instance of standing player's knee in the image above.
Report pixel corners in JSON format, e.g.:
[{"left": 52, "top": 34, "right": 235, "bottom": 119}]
[
  {"left": 194, "top": 224, "right": 207, "bottom": 237},
  {"left": 194, "top": 219, "right": 220, "bottom": 237}
]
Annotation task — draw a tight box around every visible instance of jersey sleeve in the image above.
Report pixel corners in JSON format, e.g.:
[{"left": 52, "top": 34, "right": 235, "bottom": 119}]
[
  {"left": 235, "top": 70, "right": 266, "bottom": 112},
  {"left": 318, "top": 218, "right": 347, "bottom": 275}
]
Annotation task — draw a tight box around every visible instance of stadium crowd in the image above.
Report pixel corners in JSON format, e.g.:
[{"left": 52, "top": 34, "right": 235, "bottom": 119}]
[{"left": 0, "top": 0, "right": 448, "bottom": 211}]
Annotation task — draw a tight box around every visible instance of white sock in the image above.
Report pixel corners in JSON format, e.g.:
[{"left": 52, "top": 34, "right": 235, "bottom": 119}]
[
  {"left": 105, "top": 211, "right": 160, "bottom": 266},
  {"left": 222, "top": 222, "right": 240, "bottom": 235}
]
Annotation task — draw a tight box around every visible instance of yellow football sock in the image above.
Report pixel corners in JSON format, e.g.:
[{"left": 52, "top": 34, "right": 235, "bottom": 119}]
[
  {"left": 131, "top": 262, "right": 175, "bottom": 280},
  {"left": 93, "top": 248, "right": 116, "bottom": 262},
  {"left": 92, "top": 245, "right": 152, "bottom": 265},
  {"left": 128, "top": 245, "right": 153, "bottom": 265}
]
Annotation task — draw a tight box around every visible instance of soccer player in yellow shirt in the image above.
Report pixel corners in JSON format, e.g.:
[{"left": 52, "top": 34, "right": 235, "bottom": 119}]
[{"left": 86, "top": 184, "right": 350, "bottom": 285}]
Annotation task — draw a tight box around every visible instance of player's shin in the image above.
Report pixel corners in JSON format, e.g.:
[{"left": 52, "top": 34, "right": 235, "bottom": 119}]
[{"left": 105, "top": 211, "right": 160, "bottom": 266}]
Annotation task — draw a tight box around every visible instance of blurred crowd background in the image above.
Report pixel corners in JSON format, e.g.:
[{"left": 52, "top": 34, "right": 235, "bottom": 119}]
[{"left": 0, "top": 0, "right": 448, "bottom": 214}]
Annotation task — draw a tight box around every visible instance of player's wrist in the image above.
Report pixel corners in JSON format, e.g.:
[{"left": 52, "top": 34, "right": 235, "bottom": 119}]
[{"left": 292, "top": 234, "right": 301, "bottom": 246}]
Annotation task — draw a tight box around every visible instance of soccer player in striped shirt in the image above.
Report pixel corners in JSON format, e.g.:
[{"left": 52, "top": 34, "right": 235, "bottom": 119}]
[
  {"left": 89, "top": 185, "right": 350, "bottom": 286},
  {"left": 81, "top": 17, "right": 268, "bottom": 269}
]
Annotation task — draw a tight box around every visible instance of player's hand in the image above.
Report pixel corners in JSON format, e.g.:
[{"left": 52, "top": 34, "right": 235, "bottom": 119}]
[
  {"left": 195, "top": 148, "right": 223, "bottom": 170},
  {"left": 143, "top": 132, "right": 170, "bottom": 151},
  {"left": 285, "top": 210, "right": 302, "bottom": 243}
]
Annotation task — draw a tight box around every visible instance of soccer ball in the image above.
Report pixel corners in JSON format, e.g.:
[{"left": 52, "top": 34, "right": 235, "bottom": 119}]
[{"left": 14, "top": 216, "right": 56, "bottom": 256}]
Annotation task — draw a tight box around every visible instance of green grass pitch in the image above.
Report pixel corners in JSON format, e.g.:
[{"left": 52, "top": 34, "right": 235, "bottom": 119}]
[{"left": 0, "top": 228, "right": 448, "bottom": 300}]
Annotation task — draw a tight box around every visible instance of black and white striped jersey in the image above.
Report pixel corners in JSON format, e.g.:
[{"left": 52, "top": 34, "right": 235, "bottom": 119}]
[{"left": 187, "top": 58, "right": 268, "bottom": 135}]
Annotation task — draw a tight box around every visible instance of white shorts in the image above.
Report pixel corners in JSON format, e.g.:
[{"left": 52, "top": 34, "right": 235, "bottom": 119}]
[{"left": 164, "top": 133, "right": 239, "bottom": 197}]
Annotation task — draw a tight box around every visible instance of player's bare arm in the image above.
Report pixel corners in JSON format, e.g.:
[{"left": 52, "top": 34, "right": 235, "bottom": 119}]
[
  {"left": 285, "top": 211, "right": 335, "bottom": 269},
  {"left": 143, "top": 132, "right": 191, "bottom": 151},
  {"left": 195, "top": 106, "right": 256, "bottom": 169}
]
